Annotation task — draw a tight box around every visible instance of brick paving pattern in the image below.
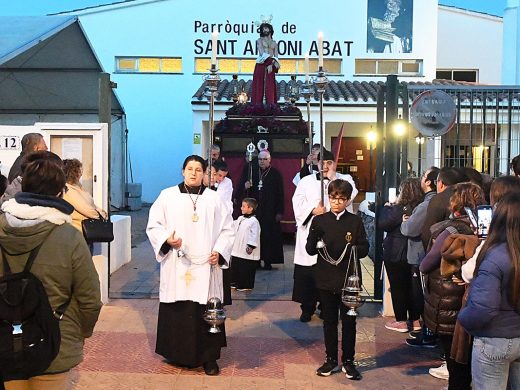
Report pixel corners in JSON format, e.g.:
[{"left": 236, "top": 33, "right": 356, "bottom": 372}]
[{"left": 72, "top": 207, "right": 447, "bottom": 388}]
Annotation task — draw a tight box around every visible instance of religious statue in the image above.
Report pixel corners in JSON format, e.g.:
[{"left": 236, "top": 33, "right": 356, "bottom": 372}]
[{"left": 251, "top": 17, "right": 280, "bottom": 105}]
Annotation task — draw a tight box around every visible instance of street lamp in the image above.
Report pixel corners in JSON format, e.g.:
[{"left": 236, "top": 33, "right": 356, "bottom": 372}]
[
  {"left": 366, "top": 128, "right": 377, "bottom": 191},
  {"left": 415, "top": 135, "right": 425, "bottom": 175}
]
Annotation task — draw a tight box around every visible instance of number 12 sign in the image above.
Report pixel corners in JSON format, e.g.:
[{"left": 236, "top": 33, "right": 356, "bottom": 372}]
[{"left": 0, "top": 136, "right": 20, "bottom": 150}]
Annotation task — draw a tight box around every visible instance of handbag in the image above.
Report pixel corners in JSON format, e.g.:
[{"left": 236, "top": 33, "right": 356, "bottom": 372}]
[{"left": 81, "top": 211, "right": 114, "bottom": 243}]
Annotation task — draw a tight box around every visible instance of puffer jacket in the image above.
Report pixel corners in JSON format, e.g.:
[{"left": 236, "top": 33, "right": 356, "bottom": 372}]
[
  {"left": 0, "top": 193, "right": 102, "bottom": 374},
  {"left": 422, "top": 218, "right": 473, "bottom": 336}
]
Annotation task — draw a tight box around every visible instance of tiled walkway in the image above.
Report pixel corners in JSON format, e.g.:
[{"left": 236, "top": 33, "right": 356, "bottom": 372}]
[
  {"left": 71, "top": 207, "right": 446, "bottom": 389},
  {"left": 72, "top": 299, "right": 443, "bottom": 389}
]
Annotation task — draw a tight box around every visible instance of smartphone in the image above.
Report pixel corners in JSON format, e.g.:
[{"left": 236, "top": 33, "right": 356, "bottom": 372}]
[
  {"left": 464, "top": 207, "right": 478, "bottom": 229},
  {"left": 476, "top": 205, "right": 493, "bottom": 239},
  {"left": 403, "top": 205, "right": 412, "bottom": 216}
]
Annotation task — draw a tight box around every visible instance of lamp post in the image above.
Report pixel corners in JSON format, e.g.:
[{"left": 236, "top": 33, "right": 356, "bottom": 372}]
[
  {"left": 313, "top": 54, "right": 329, "bottom": 204},
  {"left": 415, "top": 135, "right": 425, "bottom": 175},
  {"left": 367, "top": 129, "right": 377, "bottom": 191}
]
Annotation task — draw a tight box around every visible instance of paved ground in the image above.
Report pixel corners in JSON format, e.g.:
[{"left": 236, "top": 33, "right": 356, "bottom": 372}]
[{"left": 71, "top": 207, "right": 447, "bottom": 389}]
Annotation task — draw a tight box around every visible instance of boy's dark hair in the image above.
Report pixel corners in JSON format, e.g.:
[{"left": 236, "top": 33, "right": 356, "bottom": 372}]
[
  {"left": 22, "top": 158, "right": 66, "bottom": 196},
  {"left": 242, "top": 197, "right": 258, "bottom": 210},
  {"left": 425, "top": 166, "right": 440, "bottom": 191},
  {"left": 438, "top": 166, "right": 467, "bottom": 186},
  {"left": 214, "top": 160, "right": 228, "bottom": 172},
  {"left": 328, "top": 179, "right": 353, "bottom": 199}
]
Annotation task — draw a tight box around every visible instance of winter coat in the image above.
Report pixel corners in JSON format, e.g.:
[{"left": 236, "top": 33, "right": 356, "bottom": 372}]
[
  {"left": 0, "top": 193, "right": 102, "bottom": 374},
  {"left": 422, "top": 218, "right": 474, "bottom": 336},
  {"left": 378, "top": 204, "right": 407, "bottom": 263},
  {"left": 401, "top": 191, "right": 436, "bottom": 265}
]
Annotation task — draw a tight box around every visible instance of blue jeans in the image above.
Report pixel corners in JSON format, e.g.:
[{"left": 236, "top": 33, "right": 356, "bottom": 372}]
[{"left": 472, "top": 336, "right": 520, "bottom": 390}]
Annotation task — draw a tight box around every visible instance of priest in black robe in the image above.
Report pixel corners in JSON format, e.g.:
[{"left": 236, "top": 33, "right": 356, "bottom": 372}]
[{"left": 236, "top": 150, "right": 284, "bottom": 269}]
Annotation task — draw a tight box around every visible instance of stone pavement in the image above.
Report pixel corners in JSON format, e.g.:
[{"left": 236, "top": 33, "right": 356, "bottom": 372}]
[
  {"left": 71, "top": 299, "right": 443, "bottom": 389},
  {"left": 69, "top": 207, "right": 447, "bottom": 389}
]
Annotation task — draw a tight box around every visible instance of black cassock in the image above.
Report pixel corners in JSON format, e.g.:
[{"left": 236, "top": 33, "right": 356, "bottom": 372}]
[{"left": 236, "top": 161, "right": 284, "bottom": 265}]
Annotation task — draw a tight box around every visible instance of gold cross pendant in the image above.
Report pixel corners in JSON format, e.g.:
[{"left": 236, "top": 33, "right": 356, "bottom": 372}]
[{"left": 182, "top": 269, "right": 195, "bottom": 287}]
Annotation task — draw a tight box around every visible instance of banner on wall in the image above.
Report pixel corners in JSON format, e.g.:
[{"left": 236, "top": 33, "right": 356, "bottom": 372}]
[{"left": 367, "top": 0, "right": 413, "bottom": 54}]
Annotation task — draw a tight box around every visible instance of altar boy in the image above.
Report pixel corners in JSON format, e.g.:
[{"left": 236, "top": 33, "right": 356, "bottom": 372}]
[
  {"left": 231, "top": 198, "right": 261, "bottom": 291},
  {"left": 306, "top": 179, "right": 369, "bottom": 381}
]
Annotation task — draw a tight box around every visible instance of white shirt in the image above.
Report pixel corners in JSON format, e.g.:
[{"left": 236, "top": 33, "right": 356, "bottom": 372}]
[
  {"left": 231, "top": 215, "right": 261, "bottom": 261},
  {"left": 146, "top": 186, "right": 234, "bottom": 303}
]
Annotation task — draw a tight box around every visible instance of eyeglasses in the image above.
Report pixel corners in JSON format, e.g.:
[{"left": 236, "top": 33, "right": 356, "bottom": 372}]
[{"left": 329, "top": 196, "right": 347, "bottom": 204}]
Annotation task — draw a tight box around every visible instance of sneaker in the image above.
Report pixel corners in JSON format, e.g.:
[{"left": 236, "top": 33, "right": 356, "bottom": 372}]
[
  {"left": 429, "top": 362, "right": 449, "bottom": 380},
  {"left": 300, "top": 312, "right": 312, "bottom": 323},
  {"left": 406, "top": 336, "right": 437, "bottom": 348},
  {"left": 408, "top": 329, "right": 422, "bottom": 339},
  {"left": 385, "top": 320, "right": 409, "bottom": 333},
  {"left": 316, "top": 358, "right": 340, "bottom": 376},
  {"left": 342, "top": 361, "right": 362, "bottom": 380},
  {"left": 263, "top": 264, "right": 273, "bottom": 270},
  {"left": 236, "top": 288, "right": 252, "bottom": 292},
  {"left": 411, "top": 320, "right": 422, "bottom": 331}
]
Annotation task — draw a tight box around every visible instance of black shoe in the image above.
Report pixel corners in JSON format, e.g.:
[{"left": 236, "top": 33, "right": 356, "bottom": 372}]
[
  {"left": 263, "top": 264, "right": 273, "bottom": 270},
  {"left": 408, "top": 329, "right": 422, "bottom": 339},
  {"left": 203, "top": 361, "right": 220, "bottom": 376},
  {"left": 342, "top": 361, "right": 362, "bottom": 380},
  {"left": 300, "top": 312, "right": 312, "bottom": 323},
  {"left": 406, "top": 336, "right": 437, "bottom": 348},
  {"left": 316, "top": 358, "right": 340, "bottom": 376}
]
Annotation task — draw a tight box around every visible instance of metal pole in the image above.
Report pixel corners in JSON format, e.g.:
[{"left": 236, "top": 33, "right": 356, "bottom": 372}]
[
  {"left": 313, "top": 66, "right": 329, "bottom": 205},
  {"left": 374, "top": 84, "right": 386, "bottom": 301},
  {"left": 205, "top": 64, "right": 221, "bottom": 184}
]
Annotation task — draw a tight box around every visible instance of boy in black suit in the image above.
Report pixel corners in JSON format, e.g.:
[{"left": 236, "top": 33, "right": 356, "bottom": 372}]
[{"left": 306, "top": 179, "right": 369, "bottom": 381}]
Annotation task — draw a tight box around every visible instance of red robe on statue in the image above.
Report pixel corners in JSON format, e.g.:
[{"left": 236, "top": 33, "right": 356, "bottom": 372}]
[{"left": 251, "top": 57, "right": 278, "bottom": 104}]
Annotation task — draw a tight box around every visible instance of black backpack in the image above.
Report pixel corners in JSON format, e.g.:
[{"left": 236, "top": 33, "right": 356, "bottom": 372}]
[{"left": 0, "top": 233, "right": 69, "bottom": 381}]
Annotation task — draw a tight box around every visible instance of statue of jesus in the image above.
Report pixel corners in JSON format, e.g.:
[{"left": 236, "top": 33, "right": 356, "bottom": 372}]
[{"left": 251, "top": 22, "right": 280, "bottom": 105}]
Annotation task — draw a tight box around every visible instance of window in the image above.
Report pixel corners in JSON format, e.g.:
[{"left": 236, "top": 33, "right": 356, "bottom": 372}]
[
  {"left": 194, "top": 57, "right": 342, "bottom": 75},
  {"left": 115, "top": 57, "right": 182, "bottom": 74},
  {"left": 436, "top": 69, "right": 478, "bottom": 83},
  {"left": 355, "top": 59, "right": 423, "bottom": 76}
]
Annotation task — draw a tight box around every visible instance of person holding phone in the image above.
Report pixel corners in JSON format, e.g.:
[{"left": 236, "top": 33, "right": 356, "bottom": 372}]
[
  {"left": 378, "top": 178, "right": 424, "bottom": 333},
  {"left": 420, "top": 182, "right": 486, "bottom": 390},
  {"left": 458, "top": 192, "right": 520, "bottom": 390}
]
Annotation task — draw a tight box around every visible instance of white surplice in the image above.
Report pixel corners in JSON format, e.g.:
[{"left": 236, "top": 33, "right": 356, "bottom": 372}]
[
  {"left": 231, "top": 215, "right": 261, "bottom": 261},
  {"left": 216, "top": 177, "right": 233, "bottom": 214},
  {"left": 292, "top": 173, "right": 358, "bottom": 267},
  {"left": 146, "top": 185, "right": 234, "bottom": 304}
]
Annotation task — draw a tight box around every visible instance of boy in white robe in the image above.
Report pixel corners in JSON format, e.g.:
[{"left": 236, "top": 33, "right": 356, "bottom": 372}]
[{"left": 231, "top": 198, "right": 261, "bottom": 291}]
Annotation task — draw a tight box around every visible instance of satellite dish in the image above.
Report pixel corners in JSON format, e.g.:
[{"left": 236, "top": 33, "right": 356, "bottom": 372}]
[{"left": 410, "top": 90, "right": 456, "bottom": 137}]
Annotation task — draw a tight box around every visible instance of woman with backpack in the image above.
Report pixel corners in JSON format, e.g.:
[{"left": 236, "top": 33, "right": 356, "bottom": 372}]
[
  {"left": 458, "top": 192, "right": 520, "bottom": 389},
  {"left": 0, "top": 154, "right": 102, "bottom": 389}
]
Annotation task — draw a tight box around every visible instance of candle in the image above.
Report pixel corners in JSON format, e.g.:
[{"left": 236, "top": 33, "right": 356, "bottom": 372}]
[
  {"left": 211, "top": 30, "right": 219, "bottom": 65},
  {"left": 304, "top": 53, "right": 309, "bottom": 82},
  {"left": 317, "top": 32, "right": 324, "bottom": 68}
]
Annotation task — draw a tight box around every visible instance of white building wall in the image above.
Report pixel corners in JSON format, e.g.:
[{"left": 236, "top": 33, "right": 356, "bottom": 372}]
[
  {"left": 437, "top": 6, "right": 503, "bottom": 84},
  {"left": 69, "top": 0, "right": 439, "bottom": 202},
  {"left": 502, "top": 0, "right": 520, "bottom": 84}
]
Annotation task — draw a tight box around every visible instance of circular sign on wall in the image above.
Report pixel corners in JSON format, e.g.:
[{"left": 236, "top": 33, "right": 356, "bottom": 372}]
[{"left": 410, "top": 90, "right": 457, "bottom": 137}]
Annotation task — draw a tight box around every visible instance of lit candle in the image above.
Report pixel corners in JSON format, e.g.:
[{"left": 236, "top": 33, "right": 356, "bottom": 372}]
[
  {"left": 211, "top": 30, "right": 219, "bottom": 66},
  {"left": 304, "top": 53, "right": 309, "bottom": 82},
  {"left": 317, "top": 32, "right": 324, "bottom": 69}
]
